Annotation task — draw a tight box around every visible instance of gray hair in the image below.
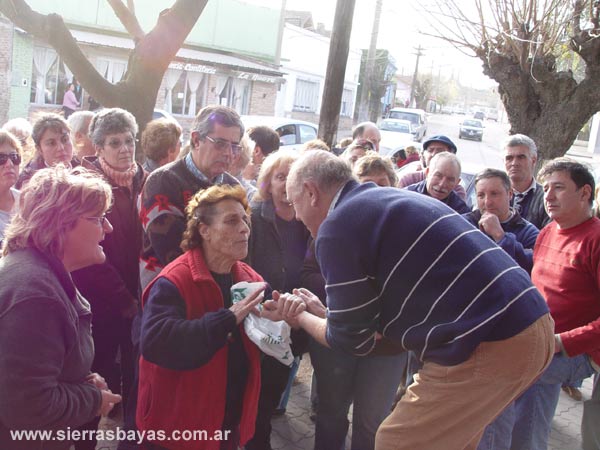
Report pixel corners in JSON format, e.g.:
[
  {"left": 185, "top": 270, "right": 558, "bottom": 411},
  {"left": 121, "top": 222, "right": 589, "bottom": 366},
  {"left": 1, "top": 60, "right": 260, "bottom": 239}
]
[
  {"left": 67, "top": 110, "right": 94, "bottom": 136},
  {"left": 3, "top": 117, "right": 32, "bottom": 140},
  {"left": 89, "top": 108, "right": 138, "bottom": 147},
  {"left": 428, "top": 151, "right": 461, "bottom": 174},
  {"left": 503, "top": 134, "right": 538, "bottom": 157},
  {"left": 288, "top": 150, "right": 353, "bottom": 194},
  {"left": 191, "top": 105, "right": 244, "bottom": 140}
]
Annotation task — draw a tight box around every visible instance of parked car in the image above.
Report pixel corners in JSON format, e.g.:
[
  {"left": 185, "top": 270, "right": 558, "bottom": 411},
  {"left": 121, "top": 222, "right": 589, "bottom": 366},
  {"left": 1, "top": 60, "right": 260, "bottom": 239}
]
[
  {"left": 381, "top": 141, "right": 422, "bottom": 168},
  {"left": 459, "top": 119, "right": 484, "bottom": 141},
  {"left": 241, "top": 115, "right": 318, "bottom": 152},
  {"left": 473, "top": 111, "right": 485, "bottom": 120},
  {"left": 378, "top": 119, "right": 414, "bottom": 150},
  {"left": 152, "top": 109, "right": 179, "bottom": 123},
  {"left": 387, "top": 107, "right": 427, "bottom": 142}
]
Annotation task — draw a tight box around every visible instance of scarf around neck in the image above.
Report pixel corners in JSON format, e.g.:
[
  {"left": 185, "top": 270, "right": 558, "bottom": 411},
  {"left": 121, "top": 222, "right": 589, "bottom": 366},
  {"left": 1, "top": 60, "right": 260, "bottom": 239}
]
[{"left": 98, "top": 157, "right": 137, "bottom": 190}]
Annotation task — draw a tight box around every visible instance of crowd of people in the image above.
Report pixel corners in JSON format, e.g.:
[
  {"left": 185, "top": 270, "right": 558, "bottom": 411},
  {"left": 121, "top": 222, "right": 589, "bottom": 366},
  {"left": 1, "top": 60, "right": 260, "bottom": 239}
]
[{"left": 0, "top": 103, "right": 598, "bottom": 450}]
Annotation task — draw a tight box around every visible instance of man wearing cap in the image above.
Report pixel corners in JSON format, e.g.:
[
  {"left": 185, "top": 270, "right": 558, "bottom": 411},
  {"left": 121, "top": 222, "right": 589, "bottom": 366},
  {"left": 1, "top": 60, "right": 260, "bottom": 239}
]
[
  {"left": 405, "top": 152, "right": 470, "bottom": 214},
  {"left": 352, "top": 121, "right": 381, "bottom": 152},
  {"left": 398, "top": 135, "right": 466, "bottom": 200}
]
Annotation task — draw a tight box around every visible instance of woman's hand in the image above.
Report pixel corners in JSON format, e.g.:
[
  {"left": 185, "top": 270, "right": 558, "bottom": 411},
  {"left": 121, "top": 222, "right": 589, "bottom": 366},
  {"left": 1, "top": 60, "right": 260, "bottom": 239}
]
[
  {"left": 294, "top": 288, "right": 327, "bottom": 318},
  {"left": 98, "top": 390, "right": 122, "bottom": 417},
  {"left": 86, "top": 373, "right": 108, "bottom": 390},
  {"left": 229, "top": 283, "right": 266, "bottom": 324}
]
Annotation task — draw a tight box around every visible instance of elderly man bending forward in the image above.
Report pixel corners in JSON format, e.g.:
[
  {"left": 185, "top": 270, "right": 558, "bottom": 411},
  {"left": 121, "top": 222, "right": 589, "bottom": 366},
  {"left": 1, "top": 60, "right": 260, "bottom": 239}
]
[{"left": 264, "top": 150, "right": 554, "bottom": 450}]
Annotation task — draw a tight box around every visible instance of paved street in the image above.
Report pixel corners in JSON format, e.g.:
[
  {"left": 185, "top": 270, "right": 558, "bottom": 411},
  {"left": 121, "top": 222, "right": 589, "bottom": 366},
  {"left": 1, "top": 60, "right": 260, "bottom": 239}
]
[{"left": 96, "top": 355, "right": 594, "bottom": 450}]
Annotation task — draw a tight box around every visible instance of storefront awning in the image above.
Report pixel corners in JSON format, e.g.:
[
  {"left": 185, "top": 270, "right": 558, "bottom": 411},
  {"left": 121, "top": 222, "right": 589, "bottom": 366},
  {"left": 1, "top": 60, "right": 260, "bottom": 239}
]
[{"left": 69, "top": 29, "right": 284, "bottom": 78}]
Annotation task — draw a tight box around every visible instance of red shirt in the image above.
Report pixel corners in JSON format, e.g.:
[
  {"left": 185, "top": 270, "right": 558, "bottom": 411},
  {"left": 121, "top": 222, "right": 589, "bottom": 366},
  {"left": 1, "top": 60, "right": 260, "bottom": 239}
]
[{"left": 532, "top": 217, "right": 600, "bottom": 363}]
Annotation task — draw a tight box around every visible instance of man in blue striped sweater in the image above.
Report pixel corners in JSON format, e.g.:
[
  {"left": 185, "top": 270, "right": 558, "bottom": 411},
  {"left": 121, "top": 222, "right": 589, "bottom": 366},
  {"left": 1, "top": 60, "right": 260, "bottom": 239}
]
[{"left": 270, "top": 150, "right": 554, "bottom": 450}]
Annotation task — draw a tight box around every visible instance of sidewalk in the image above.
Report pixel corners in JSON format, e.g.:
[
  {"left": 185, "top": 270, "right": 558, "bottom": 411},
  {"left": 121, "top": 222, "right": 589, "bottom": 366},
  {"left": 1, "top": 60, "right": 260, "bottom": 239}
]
[{"left": 96, "top": 357, "right": 594, "bottom": 450}]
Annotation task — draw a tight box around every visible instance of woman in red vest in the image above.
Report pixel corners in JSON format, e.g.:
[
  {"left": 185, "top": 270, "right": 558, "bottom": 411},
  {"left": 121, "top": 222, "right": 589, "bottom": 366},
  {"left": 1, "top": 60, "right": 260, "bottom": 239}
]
[{"left": 137, "top": 184, "right": 265, "bottom": 450}]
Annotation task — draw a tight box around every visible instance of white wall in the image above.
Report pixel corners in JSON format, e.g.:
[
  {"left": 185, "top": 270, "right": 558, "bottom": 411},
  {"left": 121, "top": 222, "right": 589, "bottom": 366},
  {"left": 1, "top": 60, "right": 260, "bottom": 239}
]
[{"left": 276, "top": 23, "right": 361, "bottom": 117}]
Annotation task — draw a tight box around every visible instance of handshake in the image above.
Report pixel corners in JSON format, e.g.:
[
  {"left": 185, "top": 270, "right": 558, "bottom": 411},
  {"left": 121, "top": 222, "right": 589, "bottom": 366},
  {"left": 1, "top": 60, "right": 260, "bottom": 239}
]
[{"left": 261, "top": 287, "right": 327, "bottom": 328}]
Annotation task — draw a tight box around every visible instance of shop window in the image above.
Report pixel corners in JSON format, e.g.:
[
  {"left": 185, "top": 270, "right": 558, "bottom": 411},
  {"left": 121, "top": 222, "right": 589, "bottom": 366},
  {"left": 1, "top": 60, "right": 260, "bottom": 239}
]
[{"left": 341, "top": 88, "right": 354, "bottom": 117}]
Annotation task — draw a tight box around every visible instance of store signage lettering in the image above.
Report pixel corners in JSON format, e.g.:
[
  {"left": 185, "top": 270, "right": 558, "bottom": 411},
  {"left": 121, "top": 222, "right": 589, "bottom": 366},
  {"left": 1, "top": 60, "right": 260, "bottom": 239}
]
[{"left": 169, "top": 62, "right": 216, "bottom": 74}]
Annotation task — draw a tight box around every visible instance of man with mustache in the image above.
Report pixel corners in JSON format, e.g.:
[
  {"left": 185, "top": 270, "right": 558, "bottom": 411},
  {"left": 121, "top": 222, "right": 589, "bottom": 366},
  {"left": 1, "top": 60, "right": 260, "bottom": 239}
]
[{"left": 405, "top": 152, "right": 470, "bottom": 214}]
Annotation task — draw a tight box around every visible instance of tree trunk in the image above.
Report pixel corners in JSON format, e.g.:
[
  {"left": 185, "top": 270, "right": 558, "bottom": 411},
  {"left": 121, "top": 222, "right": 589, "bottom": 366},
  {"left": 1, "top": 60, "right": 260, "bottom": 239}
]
[
  {"left": 0, "top": 0, "right": 210, "bottom": 161},
  {"left": 482, "top": 50, "right": 600, "bottom": 164}
]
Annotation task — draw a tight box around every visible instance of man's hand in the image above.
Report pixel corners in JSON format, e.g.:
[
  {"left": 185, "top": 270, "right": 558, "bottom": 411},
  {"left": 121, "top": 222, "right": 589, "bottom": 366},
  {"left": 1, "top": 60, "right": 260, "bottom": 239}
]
[
  {"left": 294, "top": 288, "right": 327, "bottom": 318},
  {"left": 261, "top": 291, "right": 306, "bottom": 328},
  {"left": 98, "top": 390, "right": 122, "bottom": 417},
  {"left": 478, "top": 212, "right": 505, "bottom": 242},
  {"left": 229, "top": 284, "right": 266, "bottom": 324}
]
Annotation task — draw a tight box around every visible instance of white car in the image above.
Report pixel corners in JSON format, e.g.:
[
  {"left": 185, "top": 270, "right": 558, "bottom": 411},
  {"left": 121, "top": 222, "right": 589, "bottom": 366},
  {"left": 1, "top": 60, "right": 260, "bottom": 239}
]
[
  {"left": 241, "top": 115, "right": 318, "bottom": 152},
  {"left": 387, "top": 107, "right": 428, "bottom": 142},
  {"left": 378, "top": 119, "right": 415, "bottom": 152}
]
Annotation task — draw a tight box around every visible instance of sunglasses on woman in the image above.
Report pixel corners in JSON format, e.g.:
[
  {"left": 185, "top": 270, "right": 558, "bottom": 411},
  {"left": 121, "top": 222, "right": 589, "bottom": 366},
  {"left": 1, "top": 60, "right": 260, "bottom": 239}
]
[{"left": 0, "top": 153, "right": 21, "bottom": 166}]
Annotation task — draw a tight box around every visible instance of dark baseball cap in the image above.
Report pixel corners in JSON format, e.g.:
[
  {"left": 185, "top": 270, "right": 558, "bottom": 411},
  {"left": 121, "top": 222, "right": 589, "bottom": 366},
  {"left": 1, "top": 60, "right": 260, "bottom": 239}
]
[{"left": 423, "top": 135, "right": 457, "bottom": 154}]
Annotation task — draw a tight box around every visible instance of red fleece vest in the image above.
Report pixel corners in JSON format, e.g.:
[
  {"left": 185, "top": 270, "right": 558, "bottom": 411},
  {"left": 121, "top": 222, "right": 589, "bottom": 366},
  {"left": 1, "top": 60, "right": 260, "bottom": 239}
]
[{"left": 136, "top": 248, "right": 262, "bottom": 450}]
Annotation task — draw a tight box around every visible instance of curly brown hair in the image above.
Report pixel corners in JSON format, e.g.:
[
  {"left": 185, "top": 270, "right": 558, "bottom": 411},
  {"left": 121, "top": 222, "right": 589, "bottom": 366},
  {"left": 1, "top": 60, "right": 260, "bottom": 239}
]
[{"left": 180, "top": 184, "right": 249, "bottom": 252}]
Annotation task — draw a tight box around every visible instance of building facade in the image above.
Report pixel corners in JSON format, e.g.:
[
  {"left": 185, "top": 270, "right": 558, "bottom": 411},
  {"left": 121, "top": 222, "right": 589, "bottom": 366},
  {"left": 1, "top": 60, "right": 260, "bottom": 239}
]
[
  {"left": 2, "top": 0, "right": 286, "bottom": 127},
  {"left": 274, "top": 23, "right": 361, "bottom": 133}
]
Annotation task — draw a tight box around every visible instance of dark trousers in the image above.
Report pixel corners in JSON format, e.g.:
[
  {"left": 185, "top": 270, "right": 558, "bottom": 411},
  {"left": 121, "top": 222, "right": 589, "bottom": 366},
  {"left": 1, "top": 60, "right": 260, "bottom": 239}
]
[
  {"left": 92, "top": 317, "right": 135, "bottom": 408},
  {"left": 244, "top": 355, "right": 291, "bottom": 450}
]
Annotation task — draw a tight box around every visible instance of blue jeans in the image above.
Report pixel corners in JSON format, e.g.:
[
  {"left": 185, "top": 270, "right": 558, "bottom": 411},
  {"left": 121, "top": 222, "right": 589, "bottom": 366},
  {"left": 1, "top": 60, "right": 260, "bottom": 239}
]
[
  {"left": 478, "top": 352, "right": 596, "bottom": 450},
  {"left": 309, "top": 339, "right": 404, "bottom": 450}
]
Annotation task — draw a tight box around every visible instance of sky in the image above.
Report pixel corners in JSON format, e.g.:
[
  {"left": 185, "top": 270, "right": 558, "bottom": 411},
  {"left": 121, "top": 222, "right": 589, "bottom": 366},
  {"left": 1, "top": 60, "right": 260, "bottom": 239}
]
[{"left": 243, "top": 0, "right": 497, "bottom": 90}]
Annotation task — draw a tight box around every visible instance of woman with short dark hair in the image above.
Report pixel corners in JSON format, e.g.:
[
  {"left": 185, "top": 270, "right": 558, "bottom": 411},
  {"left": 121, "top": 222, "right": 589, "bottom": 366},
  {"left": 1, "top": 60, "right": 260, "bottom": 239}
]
[
  {"left": 71, "top": 107, "right": 146, "bottom": 421},
  {"left": 16, "top": 113, "right": 79, "bottom": 188}
]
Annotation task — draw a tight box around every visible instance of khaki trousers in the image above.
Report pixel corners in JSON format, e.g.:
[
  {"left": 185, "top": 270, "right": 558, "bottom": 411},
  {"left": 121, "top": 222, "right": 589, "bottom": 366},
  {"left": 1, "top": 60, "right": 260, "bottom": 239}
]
[{"left": 375, "top": 314, "right": 555, "bottom": 450}]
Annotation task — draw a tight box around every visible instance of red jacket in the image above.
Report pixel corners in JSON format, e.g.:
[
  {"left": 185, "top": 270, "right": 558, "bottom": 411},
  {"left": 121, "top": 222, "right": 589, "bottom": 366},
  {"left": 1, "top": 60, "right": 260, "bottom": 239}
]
[{"left": 136, "top": 247, "right": 262, "bottom": 450}]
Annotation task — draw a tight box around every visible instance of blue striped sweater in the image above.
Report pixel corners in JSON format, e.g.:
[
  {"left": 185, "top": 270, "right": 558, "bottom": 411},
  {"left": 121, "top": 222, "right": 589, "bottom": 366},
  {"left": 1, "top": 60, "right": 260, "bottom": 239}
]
[{"left": 317, "top": 181, "right": 548, "bottom": 366}]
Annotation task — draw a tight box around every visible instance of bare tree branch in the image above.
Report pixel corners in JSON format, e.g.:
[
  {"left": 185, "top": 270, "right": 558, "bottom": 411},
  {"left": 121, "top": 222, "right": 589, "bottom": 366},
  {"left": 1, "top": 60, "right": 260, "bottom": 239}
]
[{"left": 106, "top": 0, "right": 145, "bottom": 41}]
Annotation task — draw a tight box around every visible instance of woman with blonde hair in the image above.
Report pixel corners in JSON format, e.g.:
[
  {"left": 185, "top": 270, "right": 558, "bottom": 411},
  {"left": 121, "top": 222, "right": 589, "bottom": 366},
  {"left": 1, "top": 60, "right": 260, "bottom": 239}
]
[
  {"left": 0, "top": 131, "right": 22, "bottom": 243},
  {"left": 137, "top": 184, "right": 265, "bottom": 450},
  {"left": 354, "top": 152, "right": 398, "bottom": 187},
  {"left": 246, "top": 149, "right": 310, "bottom": 450},
  {"left": 0, "top": 165, "right": 121, "bottom": 450}
]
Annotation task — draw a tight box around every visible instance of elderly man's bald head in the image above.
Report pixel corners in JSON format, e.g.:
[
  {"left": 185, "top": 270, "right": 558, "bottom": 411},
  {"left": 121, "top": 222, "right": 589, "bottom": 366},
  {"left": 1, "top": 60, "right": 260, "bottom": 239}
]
[{"left": 352, "top": 122, "right": 381, "bottom": 151}]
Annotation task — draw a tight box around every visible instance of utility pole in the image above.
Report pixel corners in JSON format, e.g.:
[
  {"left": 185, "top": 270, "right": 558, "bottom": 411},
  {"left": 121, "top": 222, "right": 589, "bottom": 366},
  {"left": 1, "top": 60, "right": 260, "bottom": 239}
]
[
  {"left": 357, "top": 0, "right": 383, "bottom": 122},
  {"left": 409, "top": 45, "right": 424, "bottom": 107},
  {"left": 318, "top": 0, "right": 356, "bottom": 148}
]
